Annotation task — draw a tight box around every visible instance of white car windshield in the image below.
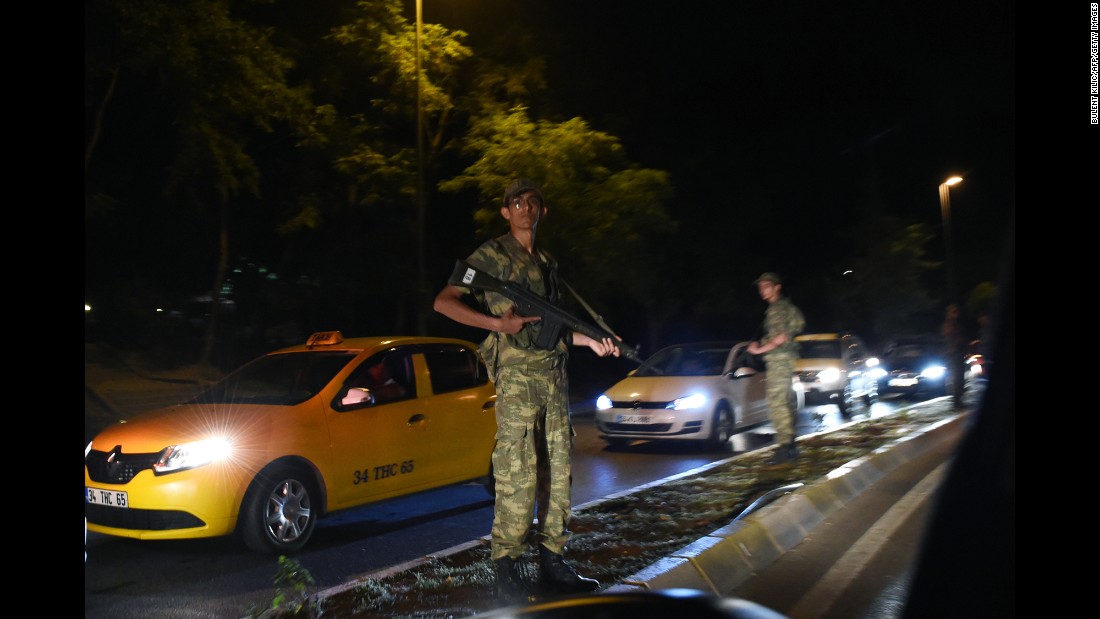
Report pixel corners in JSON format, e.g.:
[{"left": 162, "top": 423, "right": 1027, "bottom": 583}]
[{"left": 634, "top": 343, "right": 734, "bottom": 377}]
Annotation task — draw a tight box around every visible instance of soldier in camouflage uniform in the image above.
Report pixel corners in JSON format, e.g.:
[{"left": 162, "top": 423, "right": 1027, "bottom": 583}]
[
  {"left": 747, "top": 272, "right": 806, "bottom": 464},
  {"left": 434, "top": 178, "right": 620, "bottom": 603}
]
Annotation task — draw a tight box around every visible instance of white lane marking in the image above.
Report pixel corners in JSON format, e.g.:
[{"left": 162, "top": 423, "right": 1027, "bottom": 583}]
[{"left": 787, "top": 462, "right": 948, "bottom": 619}]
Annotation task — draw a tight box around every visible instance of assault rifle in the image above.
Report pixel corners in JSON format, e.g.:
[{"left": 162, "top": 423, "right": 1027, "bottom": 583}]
[{"left": 448, "top": 260, "right": 643, "bottom": 364}]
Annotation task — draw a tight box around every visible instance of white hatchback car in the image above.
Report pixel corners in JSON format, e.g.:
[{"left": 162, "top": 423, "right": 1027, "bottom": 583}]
[{"left": 594, "top": 341, "right": 804, "bottom": 449}]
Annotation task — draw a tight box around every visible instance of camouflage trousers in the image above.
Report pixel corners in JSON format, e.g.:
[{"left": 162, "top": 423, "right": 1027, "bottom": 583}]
[
  {"left": 765, "top": 356, "right": 796, "bottom": 445},
  {"left": 491, "top": 360, "right": 573, "bottom": 560}
]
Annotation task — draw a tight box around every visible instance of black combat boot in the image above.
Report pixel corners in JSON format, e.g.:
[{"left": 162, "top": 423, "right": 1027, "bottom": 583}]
[
  {"left": 538, "top": 546, "right": 600, "bottom": 594},
  {"left": 787, "top": 442, "right": 800, "bottom": 459},
  {"left": 494, "top": 556, "right": 529, "bottom": 604},
  {"left": 768, "top": 443, "right": 795, "bottom": 464}
]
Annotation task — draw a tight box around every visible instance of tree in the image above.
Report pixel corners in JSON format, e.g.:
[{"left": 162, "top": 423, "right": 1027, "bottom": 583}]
[
  {"left": 439, "top": 106, "right": 676, "bottom": 350},
  {"left": 304, "top": 0, "right": 481, "bottom": 334},
  {"left": 86, "top": 0, "right": 314, "bottom": 364},
  {"left": 834, "top": 218, "right": 940, "bottom": 342},
  {"left": 85, "top": 1, "right": 678, "bottom": 353}
]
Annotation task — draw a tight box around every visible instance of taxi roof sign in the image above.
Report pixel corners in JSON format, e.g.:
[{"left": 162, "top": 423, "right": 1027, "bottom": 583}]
[{"left": 306, "top": 331, "right": 344, "bottom": 348}]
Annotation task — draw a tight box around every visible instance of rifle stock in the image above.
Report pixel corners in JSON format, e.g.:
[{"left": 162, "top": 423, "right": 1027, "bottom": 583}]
[{"left": 448, "top": 260, "right": 643, "bottom": 364}]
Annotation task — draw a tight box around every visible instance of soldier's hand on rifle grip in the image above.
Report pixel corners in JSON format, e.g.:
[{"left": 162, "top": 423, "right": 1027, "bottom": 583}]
[{"left": 497, "top": 306, "right": 541, "bottom": 335}]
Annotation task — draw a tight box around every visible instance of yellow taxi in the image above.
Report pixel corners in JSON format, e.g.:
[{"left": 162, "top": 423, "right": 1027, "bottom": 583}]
[{"left": 85, "top": 332, "right": 497, "bottom": 553}]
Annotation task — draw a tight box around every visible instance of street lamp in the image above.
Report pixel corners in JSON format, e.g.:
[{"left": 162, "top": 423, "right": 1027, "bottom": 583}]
[
  {"left": 414, "top": 0, "right": 427, "bottom": 335},
  {"left": 937, "top": 176, "right": 963, "bottom": 305},
  {"left": 938, "top": 175, "right": 964, "bottom": 407}
]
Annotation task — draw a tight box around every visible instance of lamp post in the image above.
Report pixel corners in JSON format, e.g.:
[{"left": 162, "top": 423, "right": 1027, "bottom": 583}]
[
  {"left": 938, "top": 175, "right": 964, "bottom": 406},
  {"left": 414, "top": 0, "right": 427, "bottom": 335},
  {"left": 937, "top": 176, "right": 963, "bottom": 305}
]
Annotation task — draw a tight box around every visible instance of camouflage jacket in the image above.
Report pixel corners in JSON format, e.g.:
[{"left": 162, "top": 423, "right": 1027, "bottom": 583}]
[
  {"left": 762, "top": 296, "right": 805, "bottom": 361},
  {"left": 459, "top": 234, "right": 568, "bottom": 376}
]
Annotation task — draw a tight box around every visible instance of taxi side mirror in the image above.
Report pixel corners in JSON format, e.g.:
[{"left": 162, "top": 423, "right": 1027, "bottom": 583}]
[{"left": 339, "top": 387, "right": 375, "bottom": 409}]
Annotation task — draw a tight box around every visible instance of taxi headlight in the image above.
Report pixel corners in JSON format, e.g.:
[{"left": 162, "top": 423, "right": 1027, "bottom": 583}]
[
  {"left": 153, "top": 438, "right": 233, "bottom": 475},
  {"left": 818, "top": 368, "right": 841, "bottom": 384},
  {"left": 596, "top": 395, "right": 613, "bottom": 411}
]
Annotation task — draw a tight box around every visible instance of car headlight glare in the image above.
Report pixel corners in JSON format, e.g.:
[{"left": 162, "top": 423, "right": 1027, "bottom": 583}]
[
  {"left": 920, "top": 365, "right": 946, "bottom": 380},
  {"left": 596, "top": 395, "right": 612, "bottom": 411},
  {"left": 867, "top": 368, "right": 887, "bottom": 380},
  {"left": 818, "top": 368, "right": 841, "bottom": 383},
  {"left": 153, "top": 437, "right": 233, "bottom": 475},
  {"left": 670, "top": 393, "right": 707, "bottom": 410}
]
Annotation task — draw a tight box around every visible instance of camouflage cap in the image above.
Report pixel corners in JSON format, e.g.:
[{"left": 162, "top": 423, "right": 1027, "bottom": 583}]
[
  {"left": 754, "top": 272, "right": 782, "bottom": 285},
  {"left": 502, "top": 178, "right": 544, "bottom": 207}
]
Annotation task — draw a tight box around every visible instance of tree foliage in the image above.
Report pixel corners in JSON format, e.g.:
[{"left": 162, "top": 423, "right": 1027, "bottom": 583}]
[
  {"left": 439, "top": 106, "right": 676, "bottom": 345},
  {"left": 84, "top": 1, "right": 947, "bottom": 363},
  {"left": 838, "top": 218, "right": 940, "bottom": 342},
  {"left": 86, "top": 0, "right": 316, "bottom": 363}
]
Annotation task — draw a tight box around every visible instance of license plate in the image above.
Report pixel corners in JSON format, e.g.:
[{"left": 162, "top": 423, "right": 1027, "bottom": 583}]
[
  {"left": 889, "top": 377, "right": 919, "bottom": 388},
  {"left": 86, "top": 487, "right": 129, "bottom": 509},
  {"left": 616, "top": 414, "right": 652, "bottom": 424}
]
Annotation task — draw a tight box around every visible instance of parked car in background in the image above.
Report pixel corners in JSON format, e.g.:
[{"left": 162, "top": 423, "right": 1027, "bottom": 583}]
[
  {"left": 794, "top": 332, "right": 878, "bottom": 417},
  {"left": 594, "top": 341, "right": 804, "bottom": 450},
  {"left": 85, "top": 332, "right": 497, "bottom": 554},
  {"left": 871, "top": 335, "right": 949, "bottom": 399}
]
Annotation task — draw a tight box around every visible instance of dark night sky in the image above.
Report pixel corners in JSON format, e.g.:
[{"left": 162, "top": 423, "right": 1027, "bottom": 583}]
[{"left": 436, "top": 0, "right": 1015, "bottom": 288}]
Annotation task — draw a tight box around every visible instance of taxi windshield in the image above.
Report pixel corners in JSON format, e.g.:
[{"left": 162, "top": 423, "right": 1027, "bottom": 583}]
[{"left": 190, "top": 351, "right": 357, "bottom": 406}]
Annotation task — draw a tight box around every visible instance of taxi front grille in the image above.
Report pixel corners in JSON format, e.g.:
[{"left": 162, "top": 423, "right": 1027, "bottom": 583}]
[
  {"left": 85, "top": 504, "right": 205, "bottom": 531},
  {"left": 85, "top": 449, "right": 159, "bottom": 484}
]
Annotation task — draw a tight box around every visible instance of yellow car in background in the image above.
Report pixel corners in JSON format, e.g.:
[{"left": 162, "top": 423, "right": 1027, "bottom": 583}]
[
  {"left": 794, "top": 332, "right": 878, "bottom": 417},
  {"left": 85, "top": 332, "right": 497, "bottom": 554}
]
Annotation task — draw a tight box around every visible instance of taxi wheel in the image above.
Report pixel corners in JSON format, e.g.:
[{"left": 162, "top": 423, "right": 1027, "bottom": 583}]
[{"left": 240, "top": 463, "right": 318, "bottom": 554}]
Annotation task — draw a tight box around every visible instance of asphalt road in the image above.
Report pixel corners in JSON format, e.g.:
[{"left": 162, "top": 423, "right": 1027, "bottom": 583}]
[{"left": 84, "top": 390, "right": 926, "bottom": 618}]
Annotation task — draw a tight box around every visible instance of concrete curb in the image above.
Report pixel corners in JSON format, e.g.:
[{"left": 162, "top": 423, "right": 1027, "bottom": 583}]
[{"left": 602, "top": 412, "right": 965, "bottom": 595}]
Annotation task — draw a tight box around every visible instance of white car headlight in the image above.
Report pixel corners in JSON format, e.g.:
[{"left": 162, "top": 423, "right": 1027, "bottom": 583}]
[
  {"left": 669, "top": 393, "right": 707, "bottom": 410},
  {"left": 153, "top": 438, "right": 234, "bottom": 475},
  {"left": 596, "top": 395, "right": 613, "bottom": 411},
  {"left": 920, "top": 365, "right": 946, "bottom": 380},
  {"left": 818, "top": 368, "right": 841, "bottom": 384}
]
